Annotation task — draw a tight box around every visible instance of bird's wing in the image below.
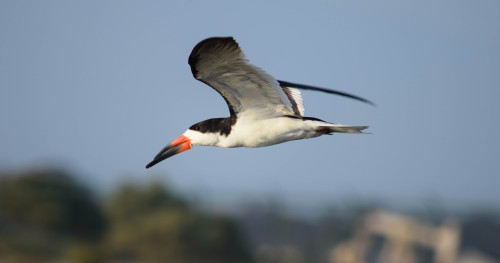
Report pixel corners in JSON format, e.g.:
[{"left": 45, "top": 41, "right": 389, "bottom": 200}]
[
  {"left": 281, "top": 86, "right": 305, "bottom": 117},
  {"left": 277, "top": 80, "right": 376, "bottom": 106},
  {"left": 277, "top": 80, "right": 376, "bottom": 118},
  {"left": 188, "top": 37, "right": 296, "bottom": 118}
]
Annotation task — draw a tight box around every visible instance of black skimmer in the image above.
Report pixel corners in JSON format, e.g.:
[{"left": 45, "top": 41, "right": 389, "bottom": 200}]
[{"left": 146, "top": 37, "right": 373, "bottom": 168}]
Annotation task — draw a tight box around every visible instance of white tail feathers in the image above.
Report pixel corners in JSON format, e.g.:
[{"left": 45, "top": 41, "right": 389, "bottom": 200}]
[{"left": 322, "top": 125, "right": 369, "bottom": 134}]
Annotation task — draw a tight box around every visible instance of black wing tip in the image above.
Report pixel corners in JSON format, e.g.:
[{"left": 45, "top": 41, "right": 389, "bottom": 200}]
[
  {"left": 352, "top": 96, "right": 376, "bottom": 107},
  {"left": 277, "top": 80, "right": 376, "bottom": 107},
  {"left": 188, "top": 37, "right": 235, "bottom": 63},
  {"left": 188, "top": 36, "right": 239, "bottom": 77}
]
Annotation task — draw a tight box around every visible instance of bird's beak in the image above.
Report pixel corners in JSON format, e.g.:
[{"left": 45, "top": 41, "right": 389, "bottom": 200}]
[{"left": 146, "top": 135, "right": 192, "bottom": 168}]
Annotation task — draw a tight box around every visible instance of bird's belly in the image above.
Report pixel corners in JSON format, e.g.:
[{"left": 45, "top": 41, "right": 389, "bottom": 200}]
[{"left": 223, "top": 117, "right": 321, "bottom": 148}]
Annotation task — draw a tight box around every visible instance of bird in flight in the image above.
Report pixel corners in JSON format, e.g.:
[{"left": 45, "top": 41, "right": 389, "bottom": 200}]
[{"left": 146, "top": 37, "right": 373, "bottom": 168}]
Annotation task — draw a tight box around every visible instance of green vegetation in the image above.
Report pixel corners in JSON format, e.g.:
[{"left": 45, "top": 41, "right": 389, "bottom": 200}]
[
  {"left": 1, "top": 168, "right": 499, "bottom": 263},
  {"left": 0, "top": 169, "right": 105, "bottom": 262},
  {"left": 104, "top": 183, "right": 250, "bottom": 262},
  {"left": 0, "top": 168, "right": 250, "bottom": 263}
]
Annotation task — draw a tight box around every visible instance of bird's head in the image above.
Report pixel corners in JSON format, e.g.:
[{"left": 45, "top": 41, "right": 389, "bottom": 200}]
[{"left": 145, "top": 122, "right": 222, "bottom": 169}]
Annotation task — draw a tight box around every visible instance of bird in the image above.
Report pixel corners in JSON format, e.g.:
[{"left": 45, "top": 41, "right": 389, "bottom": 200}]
[{"left": 146, "top": 37, "right": 373, "bottom": 169}]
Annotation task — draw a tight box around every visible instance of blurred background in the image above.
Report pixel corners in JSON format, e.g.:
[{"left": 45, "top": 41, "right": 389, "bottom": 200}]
[{"left": 1, "top": 0, "right": 499, "bottom": 262}]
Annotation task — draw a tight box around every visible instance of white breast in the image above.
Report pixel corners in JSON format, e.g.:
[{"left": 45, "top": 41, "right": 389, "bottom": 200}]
[{"left": 217, "top": 116, "right": 322, "bottom": 148}]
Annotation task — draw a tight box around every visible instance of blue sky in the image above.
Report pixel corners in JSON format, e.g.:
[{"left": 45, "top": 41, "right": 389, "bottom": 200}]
[{"left": 1, "top": 0, "right": 499, "bottom": 210}]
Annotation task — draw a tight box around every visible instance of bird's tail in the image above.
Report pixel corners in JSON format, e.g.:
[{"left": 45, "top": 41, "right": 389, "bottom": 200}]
[{"left": 319, "top": 124, "right": 369, "bottom": 134}]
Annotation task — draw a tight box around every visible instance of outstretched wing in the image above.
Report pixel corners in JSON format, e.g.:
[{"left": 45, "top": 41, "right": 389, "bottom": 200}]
[
  {"left": 188, "top": 37, "right": 296, "bottom": 118},
  {"left": 278, "top": 80, "right": 376, "bottom": 106}
]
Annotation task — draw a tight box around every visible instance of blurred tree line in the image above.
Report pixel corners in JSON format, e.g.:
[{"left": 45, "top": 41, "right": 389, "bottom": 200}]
[
  {"left": 0, "top": 168, "right": 250, "bottom": 263},
  {"left": 1, "top": 168, "right": 500, "bottom": 263}
]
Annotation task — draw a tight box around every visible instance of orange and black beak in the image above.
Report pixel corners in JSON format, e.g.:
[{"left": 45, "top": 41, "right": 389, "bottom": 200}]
[{"left": 146, "top": 135, "right": 191, "bottom": 168}]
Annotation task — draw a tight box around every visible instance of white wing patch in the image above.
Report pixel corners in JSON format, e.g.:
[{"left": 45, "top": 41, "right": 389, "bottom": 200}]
[{"left": 282, "top": 87, "right": 305, "bottom": 117}]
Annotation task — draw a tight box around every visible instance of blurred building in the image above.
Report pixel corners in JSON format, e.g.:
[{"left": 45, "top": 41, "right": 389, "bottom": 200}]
[{"left": 330, "top": 211, "right": 499, "bottom": 263}]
